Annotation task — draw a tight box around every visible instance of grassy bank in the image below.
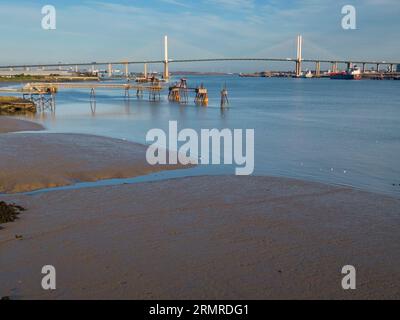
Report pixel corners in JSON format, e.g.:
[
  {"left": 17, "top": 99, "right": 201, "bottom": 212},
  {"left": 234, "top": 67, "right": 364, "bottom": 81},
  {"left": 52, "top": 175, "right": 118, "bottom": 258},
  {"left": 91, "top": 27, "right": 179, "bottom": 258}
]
[
  {"left": 0, "top": 74, "right": 99, "bottom": 83},
  {"left": 0, "top": 96, "right": 36, "bottom": 114}
]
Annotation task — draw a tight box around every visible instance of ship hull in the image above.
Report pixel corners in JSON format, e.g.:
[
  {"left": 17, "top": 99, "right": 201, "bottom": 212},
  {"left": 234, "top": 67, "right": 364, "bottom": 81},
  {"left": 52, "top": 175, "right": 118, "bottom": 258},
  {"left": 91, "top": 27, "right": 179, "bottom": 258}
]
[{"left": 330, "top": 73, "right": 362, "bottom": 80}]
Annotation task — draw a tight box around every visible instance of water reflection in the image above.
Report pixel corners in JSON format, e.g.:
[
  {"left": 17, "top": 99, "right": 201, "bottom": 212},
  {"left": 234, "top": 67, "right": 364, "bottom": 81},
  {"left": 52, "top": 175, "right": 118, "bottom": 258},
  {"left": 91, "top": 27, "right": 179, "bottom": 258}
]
[{"left": 22, "top": 76, "right": 400, "bottom": 197}]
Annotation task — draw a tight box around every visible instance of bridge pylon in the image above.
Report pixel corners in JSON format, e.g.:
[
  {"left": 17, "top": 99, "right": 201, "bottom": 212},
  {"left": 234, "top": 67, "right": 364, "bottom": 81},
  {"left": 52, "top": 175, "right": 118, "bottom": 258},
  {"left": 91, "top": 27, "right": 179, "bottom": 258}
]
[
  {"left": 108, "top": 63, "right": 113, "bottom": 78},
  {"left": 295, "top": 35, "right": 303, "bottom": 77},
  {"left": 163, "top": 35, "right": 170, "bottom": 81}
]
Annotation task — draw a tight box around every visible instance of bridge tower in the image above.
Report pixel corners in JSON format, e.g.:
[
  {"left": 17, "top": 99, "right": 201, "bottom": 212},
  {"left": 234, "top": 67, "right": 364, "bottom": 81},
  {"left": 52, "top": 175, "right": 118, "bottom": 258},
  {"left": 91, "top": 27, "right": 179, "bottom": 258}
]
[
  {"left": 315, "top": 61, "right": 321, "bottom": 78},
  {"left": 295, "top": 35, "right": 303, "bottom": 77},
  {"left": 124, "top": 62, "right": 129, "bottom": 78},
  {"left": 108, "top": 63, "right": 113, "bottom": 78},
  {"left": 163, "top": 35, "right": 170, "bottom": 81}
]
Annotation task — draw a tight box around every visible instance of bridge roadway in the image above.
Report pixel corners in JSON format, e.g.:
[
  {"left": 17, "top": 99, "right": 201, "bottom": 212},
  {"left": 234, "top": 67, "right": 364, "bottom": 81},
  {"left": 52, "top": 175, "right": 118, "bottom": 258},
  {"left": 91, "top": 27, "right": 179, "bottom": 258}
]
[{"left": 0, "top": 57, "right": 399, "bottom": 70}]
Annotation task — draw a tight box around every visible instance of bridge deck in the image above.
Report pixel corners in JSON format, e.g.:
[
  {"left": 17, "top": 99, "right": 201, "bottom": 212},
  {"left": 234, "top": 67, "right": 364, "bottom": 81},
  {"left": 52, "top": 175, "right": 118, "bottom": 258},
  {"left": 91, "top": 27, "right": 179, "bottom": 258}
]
[{"left": 0, "top": 58, "right": 399, "bottom": 70}]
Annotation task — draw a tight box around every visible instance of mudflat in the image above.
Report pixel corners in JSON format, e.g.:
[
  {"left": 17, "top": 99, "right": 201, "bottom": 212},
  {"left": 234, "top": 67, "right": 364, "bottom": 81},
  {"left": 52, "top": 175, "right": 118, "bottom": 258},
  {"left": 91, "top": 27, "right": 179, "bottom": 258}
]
[
  {"left": 0, "top": 132, "right": 187, "bottom": 193},
  {"left": 1, "top": 175, "right": 399, "bottom": 299},
  {"left": 0, "top": 117, "right": 43, "bottom": 133}
]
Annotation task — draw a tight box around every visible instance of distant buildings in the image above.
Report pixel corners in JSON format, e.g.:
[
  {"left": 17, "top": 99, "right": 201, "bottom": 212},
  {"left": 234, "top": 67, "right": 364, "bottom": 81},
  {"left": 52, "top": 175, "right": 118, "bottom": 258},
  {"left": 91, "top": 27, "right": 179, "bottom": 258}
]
[
  {"left": 0, "top": 69, "right": 74, "bottom": 77},
  {"left": 397, "top": 64, "right": 400, "bottom": 72}
]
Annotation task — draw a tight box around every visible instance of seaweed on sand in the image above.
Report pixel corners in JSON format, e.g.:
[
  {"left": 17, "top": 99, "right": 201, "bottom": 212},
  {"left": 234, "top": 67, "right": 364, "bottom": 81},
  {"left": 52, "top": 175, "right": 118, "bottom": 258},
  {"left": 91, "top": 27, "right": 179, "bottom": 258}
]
[{"left": 0, "top": 201, "right": 25, "bottom": 225}]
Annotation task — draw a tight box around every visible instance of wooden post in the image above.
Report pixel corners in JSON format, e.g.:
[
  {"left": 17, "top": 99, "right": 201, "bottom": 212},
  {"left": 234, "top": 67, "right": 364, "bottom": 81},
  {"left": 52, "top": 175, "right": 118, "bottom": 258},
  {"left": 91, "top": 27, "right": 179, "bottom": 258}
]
[{"left": 220, "top": 85, "right": 229, "bottom": 108}]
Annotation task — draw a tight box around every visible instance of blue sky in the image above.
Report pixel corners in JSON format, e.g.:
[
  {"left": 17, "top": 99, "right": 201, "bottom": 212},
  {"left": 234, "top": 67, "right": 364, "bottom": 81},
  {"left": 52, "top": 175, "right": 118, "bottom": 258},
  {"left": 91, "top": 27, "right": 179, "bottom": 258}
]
[{"left": 0, "top": 0, "right": 399, "bottom": 71}]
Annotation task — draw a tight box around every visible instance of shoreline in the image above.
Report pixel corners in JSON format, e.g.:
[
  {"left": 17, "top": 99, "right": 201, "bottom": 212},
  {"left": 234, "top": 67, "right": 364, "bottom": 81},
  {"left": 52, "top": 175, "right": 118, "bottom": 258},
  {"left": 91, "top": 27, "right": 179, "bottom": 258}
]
[
  {"left": 0, "top": 75, "right": 99, "bottom": 83},
  {"left": 0, "top": 131, "right": 191, "bottom": 194},
  {"left": 0, "top": 116, "right": 44, "bottom": 133},
  {"left": 10, "top": 169, "right": 400, "bottom": 200},
  {"left": 0, "top": 117, "right": 398, "bottom": 198},
  {"left": 0, "top": 116, "right": 192, "bottom": 194}
]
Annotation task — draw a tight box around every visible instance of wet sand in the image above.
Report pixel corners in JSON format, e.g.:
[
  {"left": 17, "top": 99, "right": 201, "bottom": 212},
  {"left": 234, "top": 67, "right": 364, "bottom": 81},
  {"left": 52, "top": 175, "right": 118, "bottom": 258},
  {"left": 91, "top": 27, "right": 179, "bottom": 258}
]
[
  {"left": 0, "top": 133, "right": 186, "bottom": 193},
  {"left": 1, "top": 175, "right": 399, "bottom": 299},
  {"left": 0, "top": 117, "right": 44, "bottom": 133},
  {"left": 1, "top": 117, "right": 399, "bottom": 299}
]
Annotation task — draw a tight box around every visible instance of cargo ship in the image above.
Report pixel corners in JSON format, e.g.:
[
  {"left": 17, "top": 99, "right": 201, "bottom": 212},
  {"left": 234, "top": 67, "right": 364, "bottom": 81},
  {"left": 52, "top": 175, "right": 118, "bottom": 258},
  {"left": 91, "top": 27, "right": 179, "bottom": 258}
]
[{"left": 330, "top": 66, "right": 362, "bottom": 80}]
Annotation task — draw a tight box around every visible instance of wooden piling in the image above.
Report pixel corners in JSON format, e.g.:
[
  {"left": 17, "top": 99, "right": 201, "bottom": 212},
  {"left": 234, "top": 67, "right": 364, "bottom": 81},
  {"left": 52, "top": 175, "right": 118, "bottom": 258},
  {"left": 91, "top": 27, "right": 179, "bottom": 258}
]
[{"left": 220, "top": 84, "right": 229, "bottom": 108}]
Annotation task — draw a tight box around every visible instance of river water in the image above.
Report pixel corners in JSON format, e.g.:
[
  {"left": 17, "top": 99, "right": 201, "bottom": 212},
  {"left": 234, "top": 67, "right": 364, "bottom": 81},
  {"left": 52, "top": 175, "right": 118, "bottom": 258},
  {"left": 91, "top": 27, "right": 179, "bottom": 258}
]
[{"left": 7, "top": 75, "right": 400, "bottom": 197}]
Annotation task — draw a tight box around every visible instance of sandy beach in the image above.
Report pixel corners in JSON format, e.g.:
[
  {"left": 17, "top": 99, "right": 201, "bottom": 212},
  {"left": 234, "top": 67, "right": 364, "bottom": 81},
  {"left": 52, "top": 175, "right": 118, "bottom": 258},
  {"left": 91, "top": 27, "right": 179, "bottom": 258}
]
[{"left": 1, "top": 118, "right": 399, "bottom": 300}]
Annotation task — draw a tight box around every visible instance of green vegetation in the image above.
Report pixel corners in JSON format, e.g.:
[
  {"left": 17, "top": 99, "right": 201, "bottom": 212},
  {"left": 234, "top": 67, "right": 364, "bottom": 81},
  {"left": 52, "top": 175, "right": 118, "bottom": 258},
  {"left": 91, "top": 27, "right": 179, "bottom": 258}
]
[
  {"left": 0, "top": 74, "right": 99, "bottom": 83},
  {"left": 0, "top": 74, "right": 47, "bottom": 82},
  {"left": 0, "top": 201, "right": 25, "bottom": 225}
]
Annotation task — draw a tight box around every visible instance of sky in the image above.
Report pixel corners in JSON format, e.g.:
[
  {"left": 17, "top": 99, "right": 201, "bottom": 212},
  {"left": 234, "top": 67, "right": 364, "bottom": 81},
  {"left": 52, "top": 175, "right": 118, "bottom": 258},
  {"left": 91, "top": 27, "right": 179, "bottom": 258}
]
[{"left": 0, "top": 0, "right": 399, "bottom": 72}]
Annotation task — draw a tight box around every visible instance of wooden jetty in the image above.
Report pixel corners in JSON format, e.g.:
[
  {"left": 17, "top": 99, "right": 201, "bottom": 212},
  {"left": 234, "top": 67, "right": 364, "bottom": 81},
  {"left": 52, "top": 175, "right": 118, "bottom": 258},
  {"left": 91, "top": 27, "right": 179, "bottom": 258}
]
[
  {"left": 0, "top": 79, "right": 214, "bottom": 113},
  {"left": 24, "top": 82, "right": 165, "bottom": 101},
  {"left": 168, "top": 79, "right": 209, "bottom": 106}
]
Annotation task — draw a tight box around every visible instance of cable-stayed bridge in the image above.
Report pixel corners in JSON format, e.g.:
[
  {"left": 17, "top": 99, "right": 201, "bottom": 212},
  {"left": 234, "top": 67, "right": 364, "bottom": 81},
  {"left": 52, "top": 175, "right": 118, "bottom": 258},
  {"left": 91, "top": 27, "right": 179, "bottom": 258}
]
[{"left": 0, "top": 36, "right": 399, "bottom": 79}]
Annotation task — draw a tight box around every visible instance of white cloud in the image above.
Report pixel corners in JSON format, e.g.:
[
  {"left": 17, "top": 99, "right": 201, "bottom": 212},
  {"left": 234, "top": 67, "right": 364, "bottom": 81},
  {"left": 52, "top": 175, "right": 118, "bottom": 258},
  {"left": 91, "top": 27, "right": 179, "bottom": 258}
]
[
  {"left": 160, "top": 0, "right": 190, "bottom": 8},
  {"left": 0, "top": 0, "right": 399, "bottom": 69},
  {"left": 206, "top": 0, "right": 255, "bottom": 11}
]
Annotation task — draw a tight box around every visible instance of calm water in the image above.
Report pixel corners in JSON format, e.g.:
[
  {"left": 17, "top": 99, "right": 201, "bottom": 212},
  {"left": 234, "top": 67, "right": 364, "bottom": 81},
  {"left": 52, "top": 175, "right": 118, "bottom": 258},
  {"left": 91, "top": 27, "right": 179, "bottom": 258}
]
[{"left": 8, "top": 76, "right": 400, "bottom": 197}]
